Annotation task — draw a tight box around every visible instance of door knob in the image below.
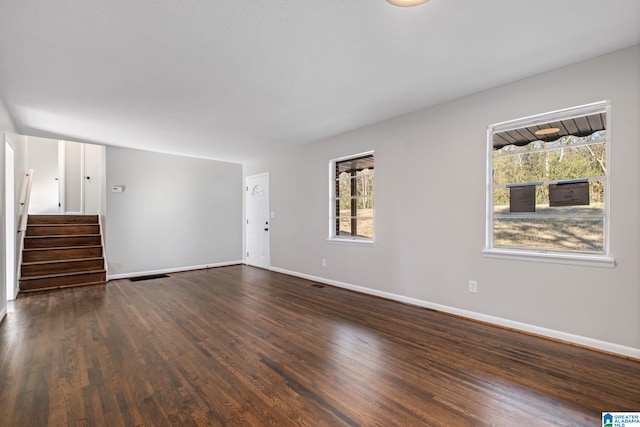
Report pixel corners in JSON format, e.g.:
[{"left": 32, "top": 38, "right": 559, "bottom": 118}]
[{"left": 264, "top": 228, "right": 269, "bottom": 231}]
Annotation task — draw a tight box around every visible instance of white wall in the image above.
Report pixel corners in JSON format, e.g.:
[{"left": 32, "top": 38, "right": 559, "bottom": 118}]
[
  {"left": 105, "top": 147, "right": 243, "bottom": 277},
  {"left": 0, "top": 96, "right": 16, "bottom": 321},
  {"left": 245, "top": 45, "right": 640, "bottom": 356}
]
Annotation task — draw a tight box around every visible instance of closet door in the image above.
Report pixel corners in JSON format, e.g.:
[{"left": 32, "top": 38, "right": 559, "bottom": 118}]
[
  {"left": 64, "top": 141, "right": 102, "bottom": 215},
  {"left": 64, "top": 141, "right": 83, "bottom": 214},
  {"left": 27, "top": 137, "right": 60, "bottom": 214},
  {"left": 83, "top": 143, "right": 102, "bottom": 215}
]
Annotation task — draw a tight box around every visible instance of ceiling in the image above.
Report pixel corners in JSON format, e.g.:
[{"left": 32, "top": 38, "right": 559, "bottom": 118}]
[{"left": 0, "top": 1, "right": 638, "bottom": 163}]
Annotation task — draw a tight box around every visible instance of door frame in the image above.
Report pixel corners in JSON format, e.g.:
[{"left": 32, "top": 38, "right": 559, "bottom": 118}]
[{"left": 5, "top": 137, "right": 16, "bottom": 300}]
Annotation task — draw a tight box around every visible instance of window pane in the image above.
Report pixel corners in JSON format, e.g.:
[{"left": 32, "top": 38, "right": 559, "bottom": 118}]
[
  {"left": 336, "top": 197, "right": 374, "bottom": 213},
  {"left": 337, "top": 218, "right": 352, "bottom": 237},
  {"left": 493, "top": 143, "right": 606, "bottom": 186},
  {"left": 493, "top": 215, "right": 604, "bottom": 252},
  {"left": 357, "top": 197, "right": 374, "bottom": 211},
  {"left": 336, "top": 172, "right": 352, "bottom": 198},
  {"left": 355, "top": 218, "right": 374, "bottom": 239},
  {"left": 336, "top": 217, "right": 374, "bottom": 238},
  {"left": 355, "top": 170, "right": 374, "bottom": 197},
  {"left": 493, "top": 151, "right": 548, "bottom": 185},
  {"left": 337, "top": 198, "right": 353, "bottom": 213},
  {"left": 494, "top": 181, "right": 604, "bottom": 213},
  {"left": 547, "top": 143, "right": 606, "bottom": 181}
]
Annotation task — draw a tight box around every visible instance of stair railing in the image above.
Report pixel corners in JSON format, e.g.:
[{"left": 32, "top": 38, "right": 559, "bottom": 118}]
[
  {"left": 15, "top": 169, "right": 34, "bottom": 287},
  {"left": 97, "top": 211, "right": 108, "bottom": 276}
]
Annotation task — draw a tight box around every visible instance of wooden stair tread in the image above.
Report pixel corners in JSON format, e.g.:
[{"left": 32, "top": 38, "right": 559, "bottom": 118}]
[
  {"left": 22, "top": 246, "right": 103, "bottom": 263},
  {"left": 19, "top": 281, "right": 106, "bottom": 292},
  {"left": 23, "top": 245, "right": 103, "bottom": 252},
  {"left": 22, "top": 257, "right": 104, "bottom": 266},
  {"left": 28, "top": 215, "right": 99, "bottom": 225},
  {"left": 19, "top": 269, "right": 106, "bottom": 281},
  {"left": 26, "top": 225, "right": 100, "bottom": 236},
  {"left": 25, "top": 234, "right": 101, "bottom": 238},
  {"left": 24, "top": 235, "right": 102, "bottom": 249},
  {"left": 27, "top": 222, "right": 98, "bottom": 228},
  {"left": 28, "top": 217, "right": 97, "bottom": 219}
]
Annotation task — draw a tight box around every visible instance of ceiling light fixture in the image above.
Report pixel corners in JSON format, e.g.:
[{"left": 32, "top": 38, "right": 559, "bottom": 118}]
[
  {"left": 535, "top": 127, "right": 561, "bottom": 136},
  {"left": 386, "top": 0, "right": 431, "bottom": 7}
]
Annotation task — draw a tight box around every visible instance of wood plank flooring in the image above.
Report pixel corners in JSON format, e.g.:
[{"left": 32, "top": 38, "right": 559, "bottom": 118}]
[{"left": 1, "top": 265, "right": 638, "bottom": 426}]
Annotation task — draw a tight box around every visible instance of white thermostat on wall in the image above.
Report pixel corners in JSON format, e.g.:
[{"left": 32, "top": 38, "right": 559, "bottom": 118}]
[{"left": 111, "top": 185, "right": 125, "bottom": 193}]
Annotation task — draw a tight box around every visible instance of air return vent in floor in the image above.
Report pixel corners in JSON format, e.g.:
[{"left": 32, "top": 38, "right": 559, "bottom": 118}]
[
  {"left": 129, "top": 274, "right": 170, "bottom": 282},
  {"left": 311, "top": 284, "right": 325, "bottom": 289}
]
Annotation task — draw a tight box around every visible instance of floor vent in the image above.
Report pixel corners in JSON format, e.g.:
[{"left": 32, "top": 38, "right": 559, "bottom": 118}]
[
  {"left": 129, "top": 274, "right": 170, "bottom": 282},
  {"left": 311, "top": 284, "right": 325, "bottom": 289}
]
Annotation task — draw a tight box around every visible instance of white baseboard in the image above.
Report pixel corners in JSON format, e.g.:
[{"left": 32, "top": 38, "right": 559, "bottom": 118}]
[
  {"left": 270, "top": 266, "right": 640, "bottom": 360},
  {"left": 107, "top": 260, "right": 243, "bottom": 281}
]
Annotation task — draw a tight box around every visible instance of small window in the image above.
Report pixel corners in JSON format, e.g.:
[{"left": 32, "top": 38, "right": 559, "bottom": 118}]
[
  {"left": 329, "top": 152, "right": 374, "bottom": 244},
  {"left": 484, "top": 101, "right": 614, "bottom": 267}
]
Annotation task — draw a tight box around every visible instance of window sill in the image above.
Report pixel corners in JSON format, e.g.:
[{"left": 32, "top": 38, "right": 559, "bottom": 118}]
[
  {"left": 482, "top": 248, "right": 615, "bottom": 268},
  {"left": 327, "top": 238, "right": 375, "bottom": 247}
]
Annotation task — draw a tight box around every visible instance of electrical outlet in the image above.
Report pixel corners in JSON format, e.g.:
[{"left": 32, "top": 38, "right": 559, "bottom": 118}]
[
  {"left": 321, "top": 259, "right": 327, "bottom": 267},
  {"left": 468, "top": 280, "right": 478, "bottom": 293}
]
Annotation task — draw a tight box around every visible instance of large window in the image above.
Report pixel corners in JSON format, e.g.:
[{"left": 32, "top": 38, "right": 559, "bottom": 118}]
[
  {"left": 484, "top": 101, "right": 614, "bottom": 267},
  {"left": 329, "top": 152, "right": 374, "bottom": 244}
]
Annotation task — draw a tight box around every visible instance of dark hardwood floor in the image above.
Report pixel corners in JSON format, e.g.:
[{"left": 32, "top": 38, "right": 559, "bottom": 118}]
[{"left": 1, "top": 265, "right": 638, "bottom": 426}]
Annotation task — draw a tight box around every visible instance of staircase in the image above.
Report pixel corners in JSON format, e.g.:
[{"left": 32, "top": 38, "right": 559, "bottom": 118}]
[{"left": 19, "top": 215, "right": 106, "bottom": 292}]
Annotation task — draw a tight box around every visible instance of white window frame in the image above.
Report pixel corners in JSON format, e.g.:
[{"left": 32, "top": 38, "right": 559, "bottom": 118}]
[
  {"left": 328, "top": 151, "right": 375, "bottom": 246},
  {"left": 482, "top": 101, "right": 615, "bottom": 268}
]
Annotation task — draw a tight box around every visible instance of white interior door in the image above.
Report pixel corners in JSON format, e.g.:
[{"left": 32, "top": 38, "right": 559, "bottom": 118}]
[
  {"left": 246, "top": 173, "right": 270, "bottom": 269},
  {"left": 83, "top": 143, "right": 102, "bottom": 215},
  {"left": 27, "top": 136, "right": 60, "bottom": 214},
  {"left": 64, "top": 141, "right": 83, "bottom": 214},
  {"left": 61, "top": 141, "right": 103, "bottom": 215}
]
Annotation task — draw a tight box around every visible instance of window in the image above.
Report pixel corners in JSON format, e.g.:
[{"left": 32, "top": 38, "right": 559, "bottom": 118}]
[
  {"left": 329, "top": 152, "right": 374, "bottom": 244},
  {"left": 484, "top": 101, "right": 614, "bottom": 267}
]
